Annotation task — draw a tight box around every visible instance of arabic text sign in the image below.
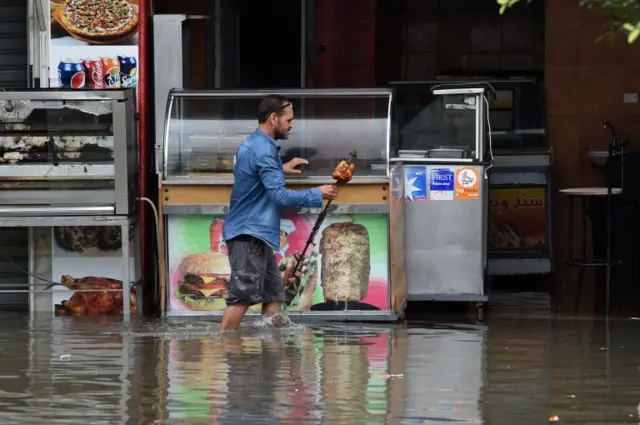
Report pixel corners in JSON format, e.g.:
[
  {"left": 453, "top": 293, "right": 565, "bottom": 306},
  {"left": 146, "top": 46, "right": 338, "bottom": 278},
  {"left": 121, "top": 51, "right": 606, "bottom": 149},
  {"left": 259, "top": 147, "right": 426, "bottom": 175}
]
[{"left": 488, "top": 187, "right": 548, "bottom": 250}]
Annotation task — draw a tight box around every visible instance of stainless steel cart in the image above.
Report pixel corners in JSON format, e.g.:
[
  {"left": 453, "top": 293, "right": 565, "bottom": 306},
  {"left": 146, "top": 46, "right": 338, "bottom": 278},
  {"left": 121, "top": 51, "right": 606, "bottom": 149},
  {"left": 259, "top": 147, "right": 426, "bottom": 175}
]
[{"left": 391, "top": 85, "right": 490, "bottom": 306}]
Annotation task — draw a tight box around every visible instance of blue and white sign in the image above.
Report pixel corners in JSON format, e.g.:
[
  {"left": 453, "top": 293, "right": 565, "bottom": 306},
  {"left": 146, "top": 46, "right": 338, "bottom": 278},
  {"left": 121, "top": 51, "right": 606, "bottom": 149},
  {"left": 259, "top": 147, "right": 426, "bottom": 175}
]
[
  {"left": 404, "top": 166, "right": 427, "bottom": 202},
  {"left": 429, "top": 167, "right": 455, "bottom": 201}
]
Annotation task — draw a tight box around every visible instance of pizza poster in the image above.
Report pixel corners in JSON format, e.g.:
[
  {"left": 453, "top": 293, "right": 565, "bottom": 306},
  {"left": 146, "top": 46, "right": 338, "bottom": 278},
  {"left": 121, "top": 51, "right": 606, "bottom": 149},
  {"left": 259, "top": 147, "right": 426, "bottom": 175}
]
[
  {"left": 166, "top": 214, "right": 391, "bottom": 315},
  {"left": 488, "top": 187, "right": 548, "bottom": 251},
  {"left": 48, "top": 0, "right": 139, "bottom": 90},
  {"left": 50, "top": 226, "right": 140, "bottom": 317}
]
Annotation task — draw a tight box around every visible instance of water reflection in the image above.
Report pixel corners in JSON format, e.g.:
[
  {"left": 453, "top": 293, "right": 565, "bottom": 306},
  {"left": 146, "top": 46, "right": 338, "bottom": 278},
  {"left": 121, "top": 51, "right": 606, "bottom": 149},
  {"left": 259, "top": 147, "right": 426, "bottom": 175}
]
[{"left": 0, "top": 310, "right": 640, "bottom": 424}]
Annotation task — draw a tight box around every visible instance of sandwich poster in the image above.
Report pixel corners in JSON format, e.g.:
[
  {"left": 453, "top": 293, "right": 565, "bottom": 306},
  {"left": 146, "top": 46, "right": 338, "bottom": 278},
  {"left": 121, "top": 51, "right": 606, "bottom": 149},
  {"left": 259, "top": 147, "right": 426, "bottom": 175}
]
[
  {"left": 48, "top": 0, "right": 139, "bottom": 90},
  {"left": 166, "top": 214, "right": 390, "bottom": 314}
]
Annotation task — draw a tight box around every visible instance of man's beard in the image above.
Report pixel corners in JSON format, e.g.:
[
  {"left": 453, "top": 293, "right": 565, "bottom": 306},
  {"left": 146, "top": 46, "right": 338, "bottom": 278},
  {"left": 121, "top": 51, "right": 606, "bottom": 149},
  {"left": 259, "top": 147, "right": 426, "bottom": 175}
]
[{"left": 274, "top": 127, "right": 289, "bottom": 140}]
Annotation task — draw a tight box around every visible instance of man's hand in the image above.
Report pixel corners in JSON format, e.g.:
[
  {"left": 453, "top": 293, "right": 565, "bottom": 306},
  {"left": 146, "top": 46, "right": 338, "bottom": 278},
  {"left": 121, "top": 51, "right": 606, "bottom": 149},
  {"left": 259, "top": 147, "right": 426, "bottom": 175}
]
[
  {"left": 319, "top": 184, "right": 339, "bottom": 200},
  {"left": 283, "top": 252, "right": 303, "bottom": 287},
  {"left": 283, "top": 157, "right": 308, "bottom": 175}
]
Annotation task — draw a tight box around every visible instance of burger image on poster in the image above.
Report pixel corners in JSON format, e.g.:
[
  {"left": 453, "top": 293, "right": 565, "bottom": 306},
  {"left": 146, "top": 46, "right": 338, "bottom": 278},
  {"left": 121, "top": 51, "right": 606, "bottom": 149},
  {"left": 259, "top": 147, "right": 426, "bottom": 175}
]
[{"left": 173, "top": 252, "right": 230, "bottom": 311}]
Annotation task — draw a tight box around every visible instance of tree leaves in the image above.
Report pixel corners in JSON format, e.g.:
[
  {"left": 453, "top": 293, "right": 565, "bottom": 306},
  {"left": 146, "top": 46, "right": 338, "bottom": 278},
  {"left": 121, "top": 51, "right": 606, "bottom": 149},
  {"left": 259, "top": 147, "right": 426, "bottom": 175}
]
[{"left": 498, "top": 0, "right": 640, "bottom": 43}]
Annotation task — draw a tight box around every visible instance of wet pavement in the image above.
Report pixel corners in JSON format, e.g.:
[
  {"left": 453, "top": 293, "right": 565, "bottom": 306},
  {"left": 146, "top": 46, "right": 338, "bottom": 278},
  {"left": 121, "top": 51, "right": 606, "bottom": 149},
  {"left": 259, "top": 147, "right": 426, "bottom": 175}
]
[{"left": 1, "top": 292, "right": 640, "bottom": 424}]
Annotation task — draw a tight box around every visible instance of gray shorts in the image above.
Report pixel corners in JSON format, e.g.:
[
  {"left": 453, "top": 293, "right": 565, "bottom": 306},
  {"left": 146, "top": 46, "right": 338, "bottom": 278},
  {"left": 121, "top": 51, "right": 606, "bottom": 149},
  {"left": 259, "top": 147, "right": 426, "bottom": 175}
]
[{"left": 226, "top": 235, "right": 285, "bottom": 306}]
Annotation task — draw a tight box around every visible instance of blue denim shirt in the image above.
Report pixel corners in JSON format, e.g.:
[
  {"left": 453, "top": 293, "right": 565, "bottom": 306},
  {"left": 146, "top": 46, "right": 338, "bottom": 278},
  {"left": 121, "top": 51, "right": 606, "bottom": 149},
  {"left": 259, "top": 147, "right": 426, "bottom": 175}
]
[{"left": 223, "top": 129, "right": 323, "bottom": 250}]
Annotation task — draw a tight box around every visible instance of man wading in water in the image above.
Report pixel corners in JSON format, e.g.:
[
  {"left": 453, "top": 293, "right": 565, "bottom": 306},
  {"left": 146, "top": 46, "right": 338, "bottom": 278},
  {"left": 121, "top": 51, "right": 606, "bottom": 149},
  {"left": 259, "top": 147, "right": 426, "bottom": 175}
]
[{"left": 220, "top": 95, "right": 338, "bottom": 331}]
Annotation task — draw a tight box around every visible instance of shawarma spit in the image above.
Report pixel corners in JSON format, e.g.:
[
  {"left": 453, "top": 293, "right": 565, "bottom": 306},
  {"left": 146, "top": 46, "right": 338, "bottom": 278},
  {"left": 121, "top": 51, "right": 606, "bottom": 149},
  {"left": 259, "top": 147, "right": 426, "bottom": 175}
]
[{"left": 286, "top": 151, "right": 358, "bottom": 295}]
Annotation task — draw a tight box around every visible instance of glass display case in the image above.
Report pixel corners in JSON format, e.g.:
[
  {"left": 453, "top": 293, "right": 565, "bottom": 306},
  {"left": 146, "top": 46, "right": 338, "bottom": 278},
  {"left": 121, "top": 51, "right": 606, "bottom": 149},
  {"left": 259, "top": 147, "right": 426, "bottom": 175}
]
[
  {"left": 396, "top": 91, "right": 478, "bottom": 159},
  {"left": 392, "top": 78, "right": 547, "bottom": 155},
  {"left": 0, "top": 89, "right": 138, "bottom": 216},
  {"left": 160, "top": 89, "right": 393, "bottom": 183},
  {"left": 392, "top": 85, "right": 487, "bottom": 163}
]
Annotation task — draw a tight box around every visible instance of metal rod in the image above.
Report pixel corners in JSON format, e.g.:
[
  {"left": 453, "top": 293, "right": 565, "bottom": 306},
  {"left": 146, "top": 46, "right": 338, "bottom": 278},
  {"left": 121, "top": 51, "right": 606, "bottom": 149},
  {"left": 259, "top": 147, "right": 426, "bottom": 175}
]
[
  {"left": 289, "top": 151, "right": 357, "bottom": 296},
  {"left": 138, "top": 0, "right": 150, "bottom": 312},
  {"left": 0, "top": 289, "right": 128, "bottom": 293},
  {"left": 604, "top": 121, "right": 616, "bottom": 318},
  {"left": 300, "top": 0, "right": 307, "bottom": 88},
  {"left": 168, "top": 88, "right": 393, "bottom": 97},
  {"left": 122, "top": 223, "right": 131, "bottom": 320}
]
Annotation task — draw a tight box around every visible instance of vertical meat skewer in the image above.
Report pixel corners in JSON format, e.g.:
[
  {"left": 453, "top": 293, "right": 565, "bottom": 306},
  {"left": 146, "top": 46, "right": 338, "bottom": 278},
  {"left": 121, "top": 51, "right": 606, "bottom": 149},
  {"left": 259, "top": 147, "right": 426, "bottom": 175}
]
[{"left": 286, "top": 150, "right": 357, "bottom": 296}]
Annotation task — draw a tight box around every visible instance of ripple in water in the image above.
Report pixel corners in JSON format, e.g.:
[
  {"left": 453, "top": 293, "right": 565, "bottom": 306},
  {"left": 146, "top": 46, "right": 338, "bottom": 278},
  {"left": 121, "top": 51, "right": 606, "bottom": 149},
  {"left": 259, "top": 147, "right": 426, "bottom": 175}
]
[
  {"left": 244, "top": 311, "right": 303, "bottom": 330},
  {"left": 123, "top": 311, "right": 303, "bottom": 340}
]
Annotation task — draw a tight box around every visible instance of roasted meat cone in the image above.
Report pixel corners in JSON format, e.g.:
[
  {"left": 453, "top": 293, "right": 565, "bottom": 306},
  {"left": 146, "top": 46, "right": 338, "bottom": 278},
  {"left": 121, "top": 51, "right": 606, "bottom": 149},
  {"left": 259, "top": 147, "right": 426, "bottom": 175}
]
[{"left": 332, "top": 160, "right": 356, "bottom": 183}]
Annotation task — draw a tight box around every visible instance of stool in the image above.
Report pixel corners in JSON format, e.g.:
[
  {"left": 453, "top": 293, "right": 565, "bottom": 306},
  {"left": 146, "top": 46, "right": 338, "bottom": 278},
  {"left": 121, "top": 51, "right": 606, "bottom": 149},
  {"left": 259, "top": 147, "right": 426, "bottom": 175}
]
[{"left": 559, "top": 187, "right": 623, "bottom": 314}]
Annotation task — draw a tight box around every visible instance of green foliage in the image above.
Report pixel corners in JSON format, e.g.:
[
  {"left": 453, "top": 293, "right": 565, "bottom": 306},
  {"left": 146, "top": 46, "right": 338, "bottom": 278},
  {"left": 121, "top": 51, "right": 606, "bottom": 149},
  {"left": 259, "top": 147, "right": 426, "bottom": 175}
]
[{"left": 497, "top": 0, "right": 640, "bottom": 43}]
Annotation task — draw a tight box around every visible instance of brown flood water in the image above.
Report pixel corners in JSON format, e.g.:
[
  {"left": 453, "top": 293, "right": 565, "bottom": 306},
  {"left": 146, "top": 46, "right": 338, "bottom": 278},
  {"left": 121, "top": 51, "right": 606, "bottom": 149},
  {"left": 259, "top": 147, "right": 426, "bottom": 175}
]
[{"left": 1, "top": 292, "right": 640, "bottom": 424}]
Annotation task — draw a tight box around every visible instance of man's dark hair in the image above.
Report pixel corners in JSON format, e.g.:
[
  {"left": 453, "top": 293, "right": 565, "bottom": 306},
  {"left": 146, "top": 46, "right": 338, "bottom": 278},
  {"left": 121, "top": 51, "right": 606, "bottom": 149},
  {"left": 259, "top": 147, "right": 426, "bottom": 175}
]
[{"left": 256, "top": 94, "right": 291, "bottom": 124}]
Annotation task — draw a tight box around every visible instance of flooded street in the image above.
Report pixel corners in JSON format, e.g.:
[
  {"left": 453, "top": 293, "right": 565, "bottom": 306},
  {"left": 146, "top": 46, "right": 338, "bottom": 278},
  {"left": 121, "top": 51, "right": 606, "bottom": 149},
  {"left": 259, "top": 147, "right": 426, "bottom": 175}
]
[{"left": 1, "top": 293, "right": 640, "bottom": 424}]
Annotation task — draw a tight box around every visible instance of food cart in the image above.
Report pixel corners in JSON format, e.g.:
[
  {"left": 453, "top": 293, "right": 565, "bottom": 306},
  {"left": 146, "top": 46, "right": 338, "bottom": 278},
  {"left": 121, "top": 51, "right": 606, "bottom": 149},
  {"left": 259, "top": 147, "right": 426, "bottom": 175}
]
[
  {"left": 393, "top": 78, "right": 552, "bottom": 278},
  {"left": 0, "top": 89, "right": 140, "bottom": 319},
  {"left": 156, "top": 88, "right": 407, "bottom": 321},
  {"left": 390, "top": 84, "right": 490, "bottom": 310}
]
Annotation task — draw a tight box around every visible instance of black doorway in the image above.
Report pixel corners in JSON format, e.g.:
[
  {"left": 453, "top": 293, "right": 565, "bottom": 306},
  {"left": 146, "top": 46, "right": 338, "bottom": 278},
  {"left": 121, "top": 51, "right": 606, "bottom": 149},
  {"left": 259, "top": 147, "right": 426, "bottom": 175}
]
[{"left": 237, "top": 0, "right": 302, "bottom": 88}]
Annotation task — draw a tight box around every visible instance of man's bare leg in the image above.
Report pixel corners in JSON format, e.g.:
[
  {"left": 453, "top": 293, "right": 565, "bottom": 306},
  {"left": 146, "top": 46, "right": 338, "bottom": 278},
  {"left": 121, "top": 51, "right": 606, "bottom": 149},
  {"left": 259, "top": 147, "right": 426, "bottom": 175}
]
[
  {"left": 220, "top": 304, "right": 249, "bottom": 331},
  {"left": 261, "top": 301, "right": 284, "bottom": 326},
  {"left": 261, "top": 301, "right": 282, "bottom": 316}
]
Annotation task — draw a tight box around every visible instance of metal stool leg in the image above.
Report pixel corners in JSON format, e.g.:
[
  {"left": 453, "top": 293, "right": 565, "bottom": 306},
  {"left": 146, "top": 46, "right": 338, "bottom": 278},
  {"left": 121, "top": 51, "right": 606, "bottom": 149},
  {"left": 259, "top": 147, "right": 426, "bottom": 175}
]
[
  {"left": 558, "top": 197, "right": 575, "bottom": 313},
  {"left": 574, "top": 196, "right": 588, "bottom": 313},
  {"left": 558, "top": 196, "right": 577, "bottom": 313},
  {"left": 606, "top": 183, "right": 612, "bottom": 317},
  {"left": 574, "top": 267, "right": 586, "bottom": 313},
  {"left": 568, "top": 196, "right": 575, "bottom": 261}
]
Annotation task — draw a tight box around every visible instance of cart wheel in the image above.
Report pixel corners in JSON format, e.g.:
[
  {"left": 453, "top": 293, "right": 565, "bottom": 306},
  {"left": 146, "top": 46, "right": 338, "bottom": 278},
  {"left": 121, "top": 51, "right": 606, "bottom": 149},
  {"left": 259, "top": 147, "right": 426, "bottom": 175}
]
[
  {"left": 467, "top": 302, "right": 486, "bottom": 321},
  {"left": 476, "top": 303, "right": 485, "bottom": 321}
]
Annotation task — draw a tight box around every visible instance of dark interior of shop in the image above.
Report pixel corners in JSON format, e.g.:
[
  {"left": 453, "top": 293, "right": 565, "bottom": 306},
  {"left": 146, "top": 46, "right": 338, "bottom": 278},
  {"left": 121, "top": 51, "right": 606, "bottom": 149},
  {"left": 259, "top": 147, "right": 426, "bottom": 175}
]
[
  {"left": 376, "top": 0, "right": 545, "bottom": 83},
  {"left": 237, "top": 0, "right": 302, "bottom": 88},
  {"left": 153, "top": 0, "right": 545, "bottom": 88}
]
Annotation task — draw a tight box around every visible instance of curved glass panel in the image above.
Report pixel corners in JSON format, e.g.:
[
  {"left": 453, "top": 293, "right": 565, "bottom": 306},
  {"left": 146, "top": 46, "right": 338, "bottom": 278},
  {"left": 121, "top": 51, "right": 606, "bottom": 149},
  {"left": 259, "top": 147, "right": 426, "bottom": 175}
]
[
  {"left": 163, "top": 90, "right": 392, "bottom": 179},
  {"left": 392, "top": 80, "right": 547, "bottom": 155}
]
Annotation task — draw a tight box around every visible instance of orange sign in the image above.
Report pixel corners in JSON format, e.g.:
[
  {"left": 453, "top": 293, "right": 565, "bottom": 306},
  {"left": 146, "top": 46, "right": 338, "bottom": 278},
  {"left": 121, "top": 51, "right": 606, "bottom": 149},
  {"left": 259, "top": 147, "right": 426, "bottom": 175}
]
[
  {"left": 455, "top": 168, "right": 479, "bottom": 199},
  {"left": 488, "top": 187, "right": 548, "bottom": 250}
]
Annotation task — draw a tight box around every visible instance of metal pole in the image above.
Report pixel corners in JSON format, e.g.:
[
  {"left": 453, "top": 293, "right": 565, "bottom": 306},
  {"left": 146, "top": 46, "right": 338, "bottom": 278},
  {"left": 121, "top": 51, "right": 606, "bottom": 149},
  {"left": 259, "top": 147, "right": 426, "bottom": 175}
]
[
  {"left": 606, "top": 151, "right": 612, "bottom": 318},
  {"left": 301, "top": 0, "right": 307, "bottom": 88}
]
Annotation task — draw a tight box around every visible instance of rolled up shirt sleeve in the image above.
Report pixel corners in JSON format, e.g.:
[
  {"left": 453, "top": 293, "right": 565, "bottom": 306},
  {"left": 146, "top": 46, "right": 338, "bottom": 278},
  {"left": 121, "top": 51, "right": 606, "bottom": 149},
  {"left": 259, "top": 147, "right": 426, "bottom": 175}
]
[{"left": 256, "top": 152, "right": 323, "bottom": 208}]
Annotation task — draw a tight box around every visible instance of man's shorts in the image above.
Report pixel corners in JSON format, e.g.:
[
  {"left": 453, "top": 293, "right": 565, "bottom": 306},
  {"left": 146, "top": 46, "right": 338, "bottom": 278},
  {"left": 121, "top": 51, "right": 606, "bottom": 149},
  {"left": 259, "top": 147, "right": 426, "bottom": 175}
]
[{"left": 225, "top": 235, "right": 285, "bottom": 306}]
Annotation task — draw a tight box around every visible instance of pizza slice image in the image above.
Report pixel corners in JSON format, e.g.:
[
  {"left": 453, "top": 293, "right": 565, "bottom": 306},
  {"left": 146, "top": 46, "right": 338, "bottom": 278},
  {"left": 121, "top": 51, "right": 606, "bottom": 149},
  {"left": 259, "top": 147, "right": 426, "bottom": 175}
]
[{"left": 58, "top": 0, "right": 139, "bottom": 43}]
